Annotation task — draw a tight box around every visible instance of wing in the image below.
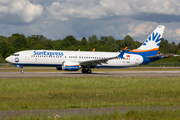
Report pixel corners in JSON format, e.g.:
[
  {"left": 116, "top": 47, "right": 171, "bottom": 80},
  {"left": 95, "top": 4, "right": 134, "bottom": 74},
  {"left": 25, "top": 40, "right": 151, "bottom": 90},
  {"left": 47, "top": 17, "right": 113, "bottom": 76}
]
[
  {"left": 79, "top": 47, "right": 127, "bottom": 66},
  {"left": 80, "top": 56, "right": 118, "bottom": 66}
]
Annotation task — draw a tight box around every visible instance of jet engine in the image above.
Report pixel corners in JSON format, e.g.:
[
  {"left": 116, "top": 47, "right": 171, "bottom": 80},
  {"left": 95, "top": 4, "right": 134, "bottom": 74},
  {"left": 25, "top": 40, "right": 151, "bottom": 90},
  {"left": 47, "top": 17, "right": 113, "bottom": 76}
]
[{"left": 62, "top": 61, "right": 80, "bottom": 71}]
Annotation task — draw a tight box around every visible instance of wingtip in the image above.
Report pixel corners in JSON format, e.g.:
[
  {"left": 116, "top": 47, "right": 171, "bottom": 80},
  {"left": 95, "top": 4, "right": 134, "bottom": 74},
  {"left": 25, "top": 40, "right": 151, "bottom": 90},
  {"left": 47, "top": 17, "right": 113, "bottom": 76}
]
[
  {"left": 124, "top": 46, "right": 128, "bottom": 50},
  {"left": 118, "top": 47, "right": 127, "bottom": 59}
]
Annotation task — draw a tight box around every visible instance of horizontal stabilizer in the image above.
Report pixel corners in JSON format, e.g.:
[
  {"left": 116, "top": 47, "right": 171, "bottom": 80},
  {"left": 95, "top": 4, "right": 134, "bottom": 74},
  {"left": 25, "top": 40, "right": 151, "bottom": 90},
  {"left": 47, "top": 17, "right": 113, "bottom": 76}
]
[{"left": 147, "top": 54, "right": 171, "bottom": 59}]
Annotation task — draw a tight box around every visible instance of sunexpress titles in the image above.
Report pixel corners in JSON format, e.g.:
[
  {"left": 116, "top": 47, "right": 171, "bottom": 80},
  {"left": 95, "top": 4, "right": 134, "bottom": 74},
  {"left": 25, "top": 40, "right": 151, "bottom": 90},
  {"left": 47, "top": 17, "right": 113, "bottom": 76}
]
[{"left": 33, "top": 51, "right": 64, "bottom": 57}]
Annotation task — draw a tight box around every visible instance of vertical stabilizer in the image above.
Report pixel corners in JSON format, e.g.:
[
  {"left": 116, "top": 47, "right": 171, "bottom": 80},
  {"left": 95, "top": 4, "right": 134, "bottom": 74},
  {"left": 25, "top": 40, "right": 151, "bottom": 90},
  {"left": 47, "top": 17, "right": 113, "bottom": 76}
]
[{"left": 132, "top": 25, "right": 165, "bottom": 52}]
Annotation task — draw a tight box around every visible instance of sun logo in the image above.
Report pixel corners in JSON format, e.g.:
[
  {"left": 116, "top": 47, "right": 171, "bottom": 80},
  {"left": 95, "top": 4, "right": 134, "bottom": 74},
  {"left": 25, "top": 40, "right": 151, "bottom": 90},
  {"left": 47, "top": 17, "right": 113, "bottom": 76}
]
[
  {"left": 142, "top": 32, "right": 162, "bottom": 47},
  {"left": 14, "top": 58, "right": 19, "bottom": 63}
]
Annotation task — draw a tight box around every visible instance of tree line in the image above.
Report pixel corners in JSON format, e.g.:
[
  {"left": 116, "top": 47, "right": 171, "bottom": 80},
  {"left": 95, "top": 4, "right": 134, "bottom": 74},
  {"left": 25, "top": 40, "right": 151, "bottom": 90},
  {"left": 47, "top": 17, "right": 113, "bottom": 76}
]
[{"left": 0, "top": 33, "right": 180, "bottom": 62}]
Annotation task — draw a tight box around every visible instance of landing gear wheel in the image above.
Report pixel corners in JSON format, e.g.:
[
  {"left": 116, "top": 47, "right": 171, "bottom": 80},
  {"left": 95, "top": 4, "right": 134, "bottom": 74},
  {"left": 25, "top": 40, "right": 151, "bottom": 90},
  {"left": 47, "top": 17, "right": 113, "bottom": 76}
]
[
  {"left": 81, "top": 69, "right": 87, "bottom": 73},
  {"left": 21, "top": 70, "right": 24, "bottom": 74},
  {"left": 87, "top": 69, "right": 92, "bottom": 74}
]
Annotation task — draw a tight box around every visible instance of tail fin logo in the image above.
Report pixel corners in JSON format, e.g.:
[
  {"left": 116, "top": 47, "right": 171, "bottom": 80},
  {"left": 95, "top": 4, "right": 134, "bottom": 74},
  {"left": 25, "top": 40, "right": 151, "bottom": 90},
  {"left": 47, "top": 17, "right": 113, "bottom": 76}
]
[
  {"left": 142, "top": 32, "right": 161, "bottom": 47},
  {"left": 131, "top": 25, "right": 165, "bottom": 52}
]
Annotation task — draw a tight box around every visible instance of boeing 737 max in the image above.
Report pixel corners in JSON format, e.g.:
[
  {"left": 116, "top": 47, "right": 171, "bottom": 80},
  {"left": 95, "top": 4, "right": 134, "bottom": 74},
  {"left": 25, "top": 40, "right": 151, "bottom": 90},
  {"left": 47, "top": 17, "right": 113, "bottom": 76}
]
[{"left": 6, "top": 25, "right": 165, "bottom": 74}]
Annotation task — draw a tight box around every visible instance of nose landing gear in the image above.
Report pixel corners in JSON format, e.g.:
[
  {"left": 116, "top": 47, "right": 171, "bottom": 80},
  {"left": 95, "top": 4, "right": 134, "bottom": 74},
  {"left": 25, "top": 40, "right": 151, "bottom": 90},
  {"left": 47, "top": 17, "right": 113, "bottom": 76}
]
[
  {"left": 21, "top": 70, "right": 24, "bottom": 74},
  {"left": 14, "top": 65, "right": 24, "bottom": 74},
  {"left": 20, "top": 66, "right": 24, "bottom": 74}
]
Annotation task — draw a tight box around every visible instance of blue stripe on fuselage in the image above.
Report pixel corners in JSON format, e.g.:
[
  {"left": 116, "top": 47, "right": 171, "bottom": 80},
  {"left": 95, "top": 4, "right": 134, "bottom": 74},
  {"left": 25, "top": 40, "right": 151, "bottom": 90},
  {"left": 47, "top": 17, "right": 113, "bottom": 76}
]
[
  {"left": 14, "top": 63, "right": 134, "bottom": 68},
  {"left": 13, "top": 63, "right": 62, "bottom": 67}
]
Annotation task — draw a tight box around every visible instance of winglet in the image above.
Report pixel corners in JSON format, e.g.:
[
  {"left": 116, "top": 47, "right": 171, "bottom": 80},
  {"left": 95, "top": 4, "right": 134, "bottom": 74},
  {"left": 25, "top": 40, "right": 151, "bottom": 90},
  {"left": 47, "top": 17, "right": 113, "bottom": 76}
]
[
  {"left": 124, "top": 46, "right": 128, "bottom": 50},
  {"left": 118, "top": 46, "right": 128, "bottom": 59}
]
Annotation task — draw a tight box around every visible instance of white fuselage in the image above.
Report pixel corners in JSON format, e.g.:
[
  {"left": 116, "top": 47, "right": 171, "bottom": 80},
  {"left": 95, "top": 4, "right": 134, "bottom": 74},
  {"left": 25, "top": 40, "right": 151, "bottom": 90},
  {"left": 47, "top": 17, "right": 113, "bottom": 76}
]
[{"left": 6, "top": 50, "right": 143, "bottom": 68}]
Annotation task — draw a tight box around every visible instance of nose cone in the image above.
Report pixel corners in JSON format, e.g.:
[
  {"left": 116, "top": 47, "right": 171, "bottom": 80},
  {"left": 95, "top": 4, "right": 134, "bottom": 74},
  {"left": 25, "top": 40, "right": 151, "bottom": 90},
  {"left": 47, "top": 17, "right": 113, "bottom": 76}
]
[{"left": 6, "top": 56, "right": 12, "bottom": 63}]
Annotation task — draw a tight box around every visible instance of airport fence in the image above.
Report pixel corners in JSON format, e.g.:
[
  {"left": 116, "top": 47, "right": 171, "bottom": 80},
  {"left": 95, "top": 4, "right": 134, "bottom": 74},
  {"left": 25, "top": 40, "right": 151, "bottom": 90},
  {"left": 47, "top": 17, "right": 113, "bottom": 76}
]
[
  {"left": 0, "top": 63, "right": 13, "bottom": 66},
  {"left": 140, "top": 63, "right": 180, "bottom": 67}
]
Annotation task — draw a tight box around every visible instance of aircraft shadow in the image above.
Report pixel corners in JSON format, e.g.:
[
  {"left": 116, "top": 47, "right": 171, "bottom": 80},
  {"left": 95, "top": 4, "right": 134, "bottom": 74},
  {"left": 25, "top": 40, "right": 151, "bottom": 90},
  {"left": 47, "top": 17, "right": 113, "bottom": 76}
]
[{"left": 62, "top": 72, "right": 121, "bottom": 75}]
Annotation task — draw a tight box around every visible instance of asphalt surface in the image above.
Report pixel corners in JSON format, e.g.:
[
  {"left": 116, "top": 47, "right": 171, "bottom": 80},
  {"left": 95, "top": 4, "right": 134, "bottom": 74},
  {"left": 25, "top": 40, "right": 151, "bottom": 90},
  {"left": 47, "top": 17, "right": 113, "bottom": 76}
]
[
  {"left": 1, "top": 71, "right": 180, "bottom": 78},
  {"left": 1, "top": 106, "right": 180, "bottom": 119}
]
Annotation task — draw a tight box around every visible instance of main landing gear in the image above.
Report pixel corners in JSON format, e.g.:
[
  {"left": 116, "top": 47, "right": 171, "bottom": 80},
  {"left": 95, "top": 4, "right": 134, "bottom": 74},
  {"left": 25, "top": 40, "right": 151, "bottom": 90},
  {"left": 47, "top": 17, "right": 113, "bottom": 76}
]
[{"left": 81, "top": 68, "right": 92, "bottom": 74}]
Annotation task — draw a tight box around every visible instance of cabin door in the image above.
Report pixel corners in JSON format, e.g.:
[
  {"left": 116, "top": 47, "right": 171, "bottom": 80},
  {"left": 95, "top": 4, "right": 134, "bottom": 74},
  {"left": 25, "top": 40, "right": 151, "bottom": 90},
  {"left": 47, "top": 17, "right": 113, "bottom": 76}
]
[
  {"left": 25, "top": 52, "right": 30, "bottom": 60},
  {"left": 135, "top": 56, "right": 139, "bottom": 64}
]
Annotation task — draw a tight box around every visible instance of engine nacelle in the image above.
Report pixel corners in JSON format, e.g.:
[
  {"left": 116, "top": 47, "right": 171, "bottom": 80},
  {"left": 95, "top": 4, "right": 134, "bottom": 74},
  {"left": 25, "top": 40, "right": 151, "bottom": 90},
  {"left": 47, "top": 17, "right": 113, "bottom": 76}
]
[{"left": 62, "top": 61, "right": 80, "bottom": 71}]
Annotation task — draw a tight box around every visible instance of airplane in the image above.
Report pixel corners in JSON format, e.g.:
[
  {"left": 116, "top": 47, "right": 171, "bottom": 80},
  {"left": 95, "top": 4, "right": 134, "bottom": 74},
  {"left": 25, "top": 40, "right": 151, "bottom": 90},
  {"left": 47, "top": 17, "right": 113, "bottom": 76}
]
[{"left": 6, "top": 25, "right": 165, "bottom": 74}]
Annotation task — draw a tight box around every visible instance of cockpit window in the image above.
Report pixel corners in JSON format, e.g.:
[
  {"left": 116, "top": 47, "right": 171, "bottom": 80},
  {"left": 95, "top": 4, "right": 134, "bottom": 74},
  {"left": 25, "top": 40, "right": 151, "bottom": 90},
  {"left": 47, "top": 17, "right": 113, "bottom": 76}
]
[{"left": 11, "top": 54, "right": 19, "bottom": 56}]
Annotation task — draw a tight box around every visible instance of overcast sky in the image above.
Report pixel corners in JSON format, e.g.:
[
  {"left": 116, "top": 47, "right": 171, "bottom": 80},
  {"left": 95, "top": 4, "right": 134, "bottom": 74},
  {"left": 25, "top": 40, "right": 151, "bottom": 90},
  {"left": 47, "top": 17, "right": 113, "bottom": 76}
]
[{"left": 0, "top": 0, "right": 180, "bottom": 43}]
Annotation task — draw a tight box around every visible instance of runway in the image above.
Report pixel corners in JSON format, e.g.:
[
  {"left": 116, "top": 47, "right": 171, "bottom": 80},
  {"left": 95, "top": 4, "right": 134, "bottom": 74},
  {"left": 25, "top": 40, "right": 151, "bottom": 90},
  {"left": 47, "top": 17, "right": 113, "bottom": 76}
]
[
  {"left": 1, "top": 106, "right": 180, "bottom": 119},
  {"left": 1, "top": 71, "right": 180, "bottom": 78}
]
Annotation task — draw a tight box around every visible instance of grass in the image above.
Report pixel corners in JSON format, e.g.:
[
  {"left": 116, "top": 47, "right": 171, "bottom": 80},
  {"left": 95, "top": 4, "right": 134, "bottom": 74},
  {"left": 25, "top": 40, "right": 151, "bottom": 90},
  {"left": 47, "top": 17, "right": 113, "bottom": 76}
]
[
  {"left": 0, "top": 77, "right": 180, "bottom": 111},
  {"left": 4, "top": 109, "right": 180, "bottom": 120}
]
